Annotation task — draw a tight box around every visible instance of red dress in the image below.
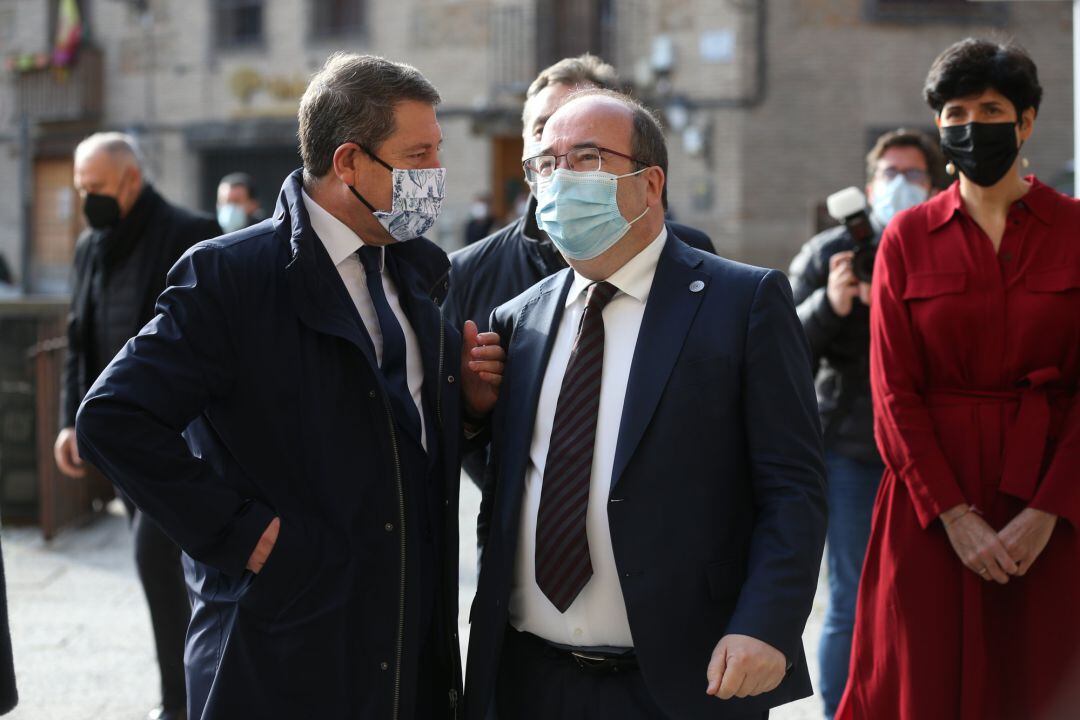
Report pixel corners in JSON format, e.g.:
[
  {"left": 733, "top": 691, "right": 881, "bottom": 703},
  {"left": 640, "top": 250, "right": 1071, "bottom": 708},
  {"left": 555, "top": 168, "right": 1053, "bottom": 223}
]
[{"left": 837, "top": 178, "right": 1080, "bottom": 720}]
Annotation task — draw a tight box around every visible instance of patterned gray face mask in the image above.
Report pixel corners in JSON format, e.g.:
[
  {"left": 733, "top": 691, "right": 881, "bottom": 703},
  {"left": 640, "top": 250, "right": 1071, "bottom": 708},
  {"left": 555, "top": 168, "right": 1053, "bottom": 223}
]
[{"left": 349, "top": 148, "right": 446, "bottom": 242}]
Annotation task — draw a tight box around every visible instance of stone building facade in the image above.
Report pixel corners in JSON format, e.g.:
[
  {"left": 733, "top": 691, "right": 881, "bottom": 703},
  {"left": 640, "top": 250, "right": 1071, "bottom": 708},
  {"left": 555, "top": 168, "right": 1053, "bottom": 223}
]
[{"left": 0, "top": 0, "right": 1074, "bottom": 287}]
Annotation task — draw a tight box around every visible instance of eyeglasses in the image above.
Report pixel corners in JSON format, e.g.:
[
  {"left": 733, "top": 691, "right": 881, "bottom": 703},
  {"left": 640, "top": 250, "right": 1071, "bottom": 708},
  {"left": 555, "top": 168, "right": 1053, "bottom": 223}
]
[
  {"left": 522, "top": 146, "right": 647, "bottom": 183},
  {"left": 878, "top": 167, "right": 929, "bottom": 184}
]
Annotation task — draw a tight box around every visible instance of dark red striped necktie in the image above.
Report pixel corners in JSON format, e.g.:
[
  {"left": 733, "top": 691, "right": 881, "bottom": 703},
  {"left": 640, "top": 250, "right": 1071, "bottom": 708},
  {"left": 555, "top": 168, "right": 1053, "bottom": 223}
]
[{"left": 535, "top": 281, "right": 619, "bottom": 613}]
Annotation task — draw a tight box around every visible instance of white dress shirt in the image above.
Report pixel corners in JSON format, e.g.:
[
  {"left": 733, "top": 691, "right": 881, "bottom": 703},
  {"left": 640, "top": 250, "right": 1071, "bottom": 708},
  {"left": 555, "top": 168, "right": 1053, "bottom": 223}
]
[
  {"left": 509, "top": 227, "right": 669, "bottom": 648},
  {"left": 302, "top": 190, "right": 427, "bottom": 451}
]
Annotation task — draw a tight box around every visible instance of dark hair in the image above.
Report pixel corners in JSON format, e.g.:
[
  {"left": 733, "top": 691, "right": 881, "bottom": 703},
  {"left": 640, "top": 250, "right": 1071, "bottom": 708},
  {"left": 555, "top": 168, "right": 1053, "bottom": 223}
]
[
  {"left": 559, "top": 88, "right": 670, "bottom": 209},
  {"left": 299, "top": 53, "right": 441, "bottom": 182},
  {"left": 219, "top": 172, "right": 257, "bottom": 198},
  {"left": 923, "top": 38, "right": 1042, "bottom": 118},
  {"left": 865, "top": 129, "right": 948, "bottom": 190}
]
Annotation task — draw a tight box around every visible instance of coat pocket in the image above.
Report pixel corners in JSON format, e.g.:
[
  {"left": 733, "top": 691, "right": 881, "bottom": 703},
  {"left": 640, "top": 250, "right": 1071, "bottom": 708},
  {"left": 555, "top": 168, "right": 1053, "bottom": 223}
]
[
  {"left": 902, "top": 271, "right": 967, "bottom": 301},
  {"left": 238, "top": 518, "right": 321, "bottom": 621}
]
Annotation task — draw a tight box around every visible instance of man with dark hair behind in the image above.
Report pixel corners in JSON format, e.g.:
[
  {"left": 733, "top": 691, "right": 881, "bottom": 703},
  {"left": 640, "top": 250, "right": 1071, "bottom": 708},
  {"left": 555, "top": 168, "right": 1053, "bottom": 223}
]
[
  {"left": 445, "top": 53, "right": 715, "bottom": 485},
  {"left": 786, "top": 127, "right": 944, "bottom": 720},
  {"left": 75, "top": 53, "right": 504, "bottom": 720},
  {"left": 216, "top": 172, "right": 265, "bottom": 234}
]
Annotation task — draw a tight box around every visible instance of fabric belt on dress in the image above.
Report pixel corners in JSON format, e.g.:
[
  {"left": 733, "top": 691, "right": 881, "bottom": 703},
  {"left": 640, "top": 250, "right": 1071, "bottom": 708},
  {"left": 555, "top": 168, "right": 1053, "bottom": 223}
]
[{"left": 926, "top": 366, "right": 1063, "bottom": 501}]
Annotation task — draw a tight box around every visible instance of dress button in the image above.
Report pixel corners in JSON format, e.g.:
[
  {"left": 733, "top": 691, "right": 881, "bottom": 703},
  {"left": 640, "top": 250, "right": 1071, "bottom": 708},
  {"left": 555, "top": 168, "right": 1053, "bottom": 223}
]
[
  {"left": 1001, "top": 252, "right": 1013, "bottom": 262},
  {"left": 368, "top": 390, "right": 377, "bottom": 399},
  {"left": 380, "top": 661, "right": 389, "bottom": 671},
  {"left": 384, "top": 523, "right": 394, "bottom": 532},
  {"left": 573, "top": 628, "right": 583, "bottom": 638},
  {"left": 447, "top": 375, "right": 456, "bottom": 384}
]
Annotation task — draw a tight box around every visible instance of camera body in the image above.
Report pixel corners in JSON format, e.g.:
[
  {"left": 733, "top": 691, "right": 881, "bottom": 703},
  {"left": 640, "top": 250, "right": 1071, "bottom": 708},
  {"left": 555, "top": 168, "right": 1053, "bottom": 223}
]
[{"left": 826, "top": 186, "right": 877, "bottom": 282}]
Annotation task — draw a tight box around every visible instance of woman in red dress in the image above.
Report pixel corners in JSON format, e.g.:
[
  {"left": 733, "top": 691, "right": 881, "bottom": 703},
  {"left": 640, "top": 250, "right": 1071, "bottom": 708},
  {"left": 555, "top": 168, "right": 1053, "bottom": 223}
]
[{"left": 837, "top": 39, "right": 1080, "bottom": 720}]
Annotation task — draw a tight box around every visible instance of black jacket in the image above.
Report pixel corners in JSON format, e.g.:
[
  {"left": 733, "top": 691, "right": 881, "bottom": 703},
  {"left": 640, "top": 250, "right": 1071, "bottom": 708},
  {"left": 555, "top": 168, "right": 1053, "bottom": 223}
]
[
  {"left": 787, "top": 224, "right": 880, "bottom": 463},
  {"left": 61, "top": 186, "right": 221, "bottom": 427}
]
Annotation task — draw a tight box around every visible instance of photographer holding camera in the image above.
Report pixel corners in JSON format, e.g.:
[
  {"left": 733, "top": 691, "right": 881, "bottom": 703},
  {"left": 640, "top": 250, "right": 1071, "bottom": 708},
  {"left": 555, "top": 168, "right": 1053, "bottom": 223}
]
[{"left": 787, "top": 128, "right": 944, "bottom": 720}]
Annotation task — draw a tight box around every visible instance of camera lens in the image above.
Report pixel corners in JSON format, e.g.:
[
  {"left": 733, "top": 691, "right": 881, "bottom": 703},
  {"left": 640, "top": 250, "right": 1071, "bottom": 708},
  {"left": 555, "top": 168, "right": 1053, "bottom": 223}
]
[{"left": 852, "top": 246, "right": 875, "bottom": 283}]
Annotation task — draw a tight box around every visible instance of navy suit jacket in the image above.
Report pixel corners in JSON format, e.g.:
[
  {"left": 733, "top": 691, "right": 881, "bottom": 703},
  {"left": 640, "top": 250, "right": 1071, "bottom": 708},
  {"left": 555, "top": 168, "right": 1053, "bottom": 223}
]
[
  {"left": 76, "top": 170, "right": 463, "bottom": 720},
  {"left": 465, "top": 235, "right": 827, "bottom": 719}
]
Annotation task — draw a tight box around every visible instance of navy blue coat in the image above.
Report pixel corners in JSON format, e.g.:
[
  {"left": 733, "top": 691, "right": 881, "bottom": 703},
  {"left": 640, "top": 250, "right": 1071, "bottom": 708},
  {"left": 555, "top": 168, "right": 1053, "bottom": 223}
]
[
  {"left": 465, "top": 236, "right": 827, "bottom": 719},
  {"left": 76, "top": 170, "right": 463, "bottom": 720}
]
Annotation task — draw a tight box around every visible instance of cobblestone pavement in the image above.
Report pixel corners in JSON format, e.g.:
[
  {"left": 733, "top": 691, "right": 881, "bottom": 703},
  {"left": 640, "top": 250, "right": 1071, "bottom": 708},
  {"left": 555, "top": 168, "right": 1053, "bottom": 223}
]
[{"left": 4, "top": 481, "right": 825, "bottom": 720}]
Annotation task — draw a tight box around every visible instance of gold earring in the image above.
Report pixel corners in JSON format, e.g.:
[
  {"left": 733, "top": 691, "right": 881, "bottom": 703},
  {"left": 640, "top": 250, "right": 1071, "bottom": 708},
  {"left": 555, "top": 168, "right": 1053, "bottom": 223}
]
[
  {"left": 946, "top": 162, "right": 956, "bottom": 176},
  {"left": 1021, "top": 157, "right": 1030, "bottom": 169}
]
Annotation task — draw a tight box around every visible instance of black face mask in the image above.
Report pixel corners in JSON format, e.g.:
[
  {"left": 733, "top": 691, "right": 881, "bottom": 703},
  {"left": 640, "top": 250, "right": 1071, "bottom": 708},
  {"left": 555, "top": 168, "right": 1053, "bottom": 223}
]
[
  {"left": 83, "top": 193, "right": 122, "bottom": 230},
  {"left": 939, "top": 121, "right": 1020, "bottom": 188}
]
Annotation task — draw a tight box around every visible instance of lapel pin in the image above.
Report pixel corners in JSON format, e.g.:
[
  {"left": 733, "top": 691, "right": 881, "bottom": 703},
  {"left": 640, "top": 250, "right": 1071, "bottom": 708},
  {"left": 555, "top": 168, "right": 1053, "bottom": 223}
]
[{"left": 689, "top": 280, "right": 705, "bottom": 293}]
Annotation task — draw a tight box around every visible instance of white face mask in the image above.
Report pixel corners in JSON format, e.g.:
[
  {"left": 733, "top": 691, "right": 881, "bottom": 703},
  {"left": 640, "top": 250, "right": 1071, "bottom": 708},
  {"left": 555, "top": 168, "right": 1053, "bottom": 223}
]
[
  {"left": 870, "top": 175, "right": 929, "bottom": 227},
  {"left": 348, "top": 148, "right": 446, "bottom": 242},
  {"left": 217, "top": 203, "right": 247, "bottom": 234}
]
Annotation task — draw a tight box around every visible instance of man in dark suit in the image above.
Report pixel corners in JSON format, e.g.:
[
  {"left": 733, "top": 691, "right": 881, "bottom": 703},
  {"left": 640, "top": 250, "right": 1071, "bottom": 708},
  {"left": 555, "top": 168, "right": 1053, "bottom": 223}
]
[
  {"left": 464, "top": 89, "right": 827, "bottom": 720},
  {"left": 54, "top": 132, "right": 221, "bottom": 720},
  {"left": 445, "top": 53, "right": 714, "bottom": 485},
  {"left": 76, "top": 54, "right": 503, "bottom": 719}
]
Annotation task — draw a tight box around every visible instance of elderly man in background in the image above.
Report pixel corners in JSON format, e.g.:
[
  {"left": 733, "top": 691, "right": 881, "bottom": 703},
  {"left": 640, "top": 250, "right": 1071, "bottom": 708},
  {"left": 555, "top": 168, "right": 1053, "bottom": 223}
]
[{"left": 54, "top": 132, "right": 221, "bottom": 720}]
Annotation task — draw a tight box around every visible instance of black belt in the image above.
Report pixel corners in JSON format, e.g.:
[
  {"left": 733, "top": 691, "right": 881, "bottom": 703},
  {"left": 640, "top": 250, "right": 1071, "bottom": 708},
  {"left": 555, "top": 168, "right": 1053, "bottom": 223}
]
[{"left": 517, "top": 630, "right": 637, "bottom": 674}]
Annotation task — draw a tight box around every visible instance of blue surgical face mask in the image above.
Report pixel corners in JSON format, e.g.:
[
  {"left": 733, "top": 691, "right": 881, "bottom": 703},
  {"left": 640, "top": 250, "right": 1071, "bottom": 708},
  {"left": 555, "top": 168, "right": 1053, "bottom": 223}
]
[
  {"left": 534, "top": 168, "right": 649, "bottom": 261},
  {"left": 217, "top": 203, "right": 247, "bottom": 234},
  {"left": 871, "top": 175, "right": 929, "bottom": 227}
]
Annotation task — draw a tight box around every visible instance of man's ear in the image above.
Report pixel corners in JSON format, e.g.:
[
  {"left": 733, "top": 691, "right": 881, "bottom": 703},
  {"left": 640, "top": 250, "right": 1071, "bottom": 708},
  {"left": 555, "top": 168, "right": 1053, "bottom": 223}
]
[
  {"left": 332, "top": 143, "right": 366, "bottom": 187},
  {"left": 647, "top": 166, "right": 665, "bottom": 207}
]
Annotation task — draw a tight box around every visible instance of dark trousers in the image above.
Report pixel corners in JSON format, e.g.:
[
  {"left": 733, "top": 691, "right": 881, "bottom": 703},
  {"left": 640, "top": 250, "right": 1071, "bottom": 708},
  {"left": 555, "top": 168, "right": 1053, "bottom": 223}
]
[
  {"left": 496, "top": 628, "right": 768, "bottom": 720},
  {"left": 132, "top": 508, "right": 191, "bottom": 712}
]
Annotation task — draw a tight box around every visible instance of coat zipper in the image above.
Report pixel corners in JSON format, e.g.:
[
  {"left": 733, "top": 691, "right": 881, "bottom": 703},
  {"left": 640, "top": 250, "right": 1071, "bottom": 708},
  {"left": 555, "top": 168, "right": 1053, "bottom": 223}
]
[{"left": 382, "top": 398, "right": 405, "bottom": 720}]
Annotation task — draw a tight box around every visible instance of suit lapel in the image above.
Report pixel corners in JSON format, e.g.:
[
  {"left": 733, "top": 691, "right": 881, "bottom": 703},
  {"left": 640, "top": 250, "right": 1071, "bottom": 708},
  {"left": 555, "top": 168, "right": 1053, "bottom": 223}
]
[
  {"left": 496, "top": 270, "right": 574, "bottom": 539},
  {"left": 611, "top": 237, "right": 708, "bottom": 490}
]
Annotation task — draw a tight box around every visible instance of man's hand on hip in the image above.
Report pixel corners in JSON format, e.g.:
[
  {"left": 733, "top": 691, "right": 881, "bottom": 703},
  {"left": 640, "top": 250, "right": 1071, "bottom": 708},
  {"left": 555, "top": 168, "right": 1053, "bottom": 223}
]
[
  {"left": 706, "top": 633, "right": 787, "bottom": 700},
  {"left": 54, "top": 427, "right": 87, "bottom": 478},
  {"left": 247, "top": 517, "right": 280, "bottom": 574}
]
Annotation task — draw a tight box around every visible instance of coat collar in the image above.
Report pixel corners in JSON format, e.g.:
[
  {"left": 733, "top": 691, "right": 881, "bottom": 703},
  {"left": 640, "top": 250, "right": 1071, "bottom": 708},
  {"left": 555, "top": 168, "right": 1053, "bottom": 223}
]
[
  {"left": 275, "top": 169, "right": 450, "bottom": 380},
  {"left": 274, "top": 169, "right": 451, "bottom": 305}
]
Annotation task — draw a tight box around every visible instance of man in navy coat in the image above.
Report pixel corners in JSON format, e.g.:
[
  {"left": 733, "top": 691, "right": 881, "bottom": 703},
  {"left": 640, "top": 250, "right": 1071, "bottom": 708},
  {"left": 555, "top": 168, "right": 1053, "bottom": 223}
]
[
  {"left": 76, "top": 54, "right": 503, "bottom": 720},
  {"left": 464, "top": 90, "right": 826, "bottom": 719}
]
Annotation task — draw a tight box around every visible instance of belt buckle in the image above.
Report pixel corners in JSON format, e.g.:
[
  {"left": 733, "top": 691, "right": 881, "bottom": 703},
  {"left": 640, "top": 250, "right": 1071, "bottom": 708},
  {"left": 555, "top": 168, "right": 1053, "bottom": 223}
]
[{"left": 570, "top": 651, "right": 610, "bottom": 670}]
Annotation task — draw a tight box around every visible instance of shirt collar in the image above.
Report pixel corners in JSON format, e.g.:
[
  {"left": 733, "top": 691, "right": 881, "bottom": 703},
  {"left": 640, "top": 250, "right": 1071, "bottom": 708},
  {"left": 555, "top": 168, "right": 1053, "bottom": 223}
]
[
  {"left": 301, "top": 189, "right": 381, "bottom": 269},
  {"left": 927, "top": 175, "right": 1056, "bottom": 232},
  {"left": 564, "top": 227, "right": 668, "bottom": 309}
]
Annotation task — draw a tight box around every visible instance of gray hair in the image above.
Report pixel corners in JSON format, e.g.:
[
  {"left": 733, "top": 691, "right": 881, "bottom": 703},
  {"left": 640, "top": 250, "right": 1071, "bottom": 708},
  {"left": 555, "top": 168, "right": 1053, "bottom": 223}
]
[
  {"left": 299, "top": 53, "right": 441, "bottom": 183},
  {"left": 524, "top": 53, "right": 620, "bottom": 124},
  {"left": 74, "top": 131, "right": 147, "bottom": 176},
  {"left": 559, "top": 88, "right": 670, "bottom": 207}
]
